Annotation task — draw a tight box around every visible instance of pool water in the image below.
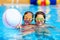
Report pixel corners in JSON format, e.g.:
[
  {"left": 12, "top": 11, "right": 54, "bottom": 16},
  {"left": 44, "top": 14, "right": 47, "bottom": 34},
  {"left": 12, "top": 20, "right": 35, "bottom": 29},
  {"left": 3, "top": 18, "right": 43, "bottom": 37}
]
[{"left": 0, "top": 5, "right": 60, "bottom": 40}]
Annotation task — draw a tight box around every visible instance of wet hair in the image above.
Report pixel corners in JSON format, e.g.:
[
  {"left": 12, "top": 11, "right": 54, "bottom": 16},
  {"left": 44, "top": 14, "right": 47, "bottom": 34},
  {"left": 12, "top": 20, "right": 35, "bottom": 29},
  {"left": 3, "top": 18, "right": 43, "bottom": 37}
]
[
  {"left": 35, "top": 11, "right": 45, "bottom": 22},
  {"left": 23, "top": 11, "right": 33, "bottom": 21}
]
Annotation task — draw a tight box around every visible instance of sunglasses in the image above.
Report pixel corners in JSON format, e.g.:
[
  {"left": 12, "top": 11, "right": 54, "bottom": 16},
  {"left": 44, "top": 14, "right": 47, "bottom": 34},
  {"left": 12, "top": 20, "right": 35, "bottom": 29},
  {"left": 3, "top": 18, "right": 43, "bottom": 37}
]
[{"left": 36, "top": 18, "right": 44, "bottom": 21}]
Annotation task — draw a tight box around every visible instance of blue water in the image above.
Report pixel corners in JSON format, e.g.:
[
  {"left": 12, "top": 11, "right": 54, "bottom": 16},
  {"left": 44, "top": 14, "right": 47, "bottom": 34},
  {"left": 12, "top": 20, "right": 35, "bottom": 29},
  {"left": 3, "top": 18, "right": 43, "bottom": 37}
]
[{"left": 0, "top": 5, "right": 60, "bottom": 40}]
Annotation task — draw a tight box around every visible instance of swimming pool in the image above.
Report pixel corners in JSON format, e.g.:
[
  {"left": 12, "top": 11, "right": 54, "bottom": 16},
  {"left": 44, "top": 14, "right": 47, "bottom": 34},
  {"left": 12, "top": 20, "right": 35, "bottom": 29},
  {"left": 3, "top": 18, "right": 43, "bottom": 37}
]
[{"left": 0, "top": 5, "right": 60, "bottom": 40}]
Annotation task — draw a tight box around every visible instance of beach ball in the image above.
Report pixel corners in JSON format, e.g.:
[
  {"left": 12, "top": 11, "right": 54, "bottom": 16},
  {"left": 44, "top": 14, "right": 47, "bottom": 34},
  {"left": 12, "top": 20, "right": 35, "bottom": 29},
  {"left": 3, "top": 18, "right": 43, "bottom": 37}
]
[{"left": 3, "top": 9, "right": 22, "bottom": 28}]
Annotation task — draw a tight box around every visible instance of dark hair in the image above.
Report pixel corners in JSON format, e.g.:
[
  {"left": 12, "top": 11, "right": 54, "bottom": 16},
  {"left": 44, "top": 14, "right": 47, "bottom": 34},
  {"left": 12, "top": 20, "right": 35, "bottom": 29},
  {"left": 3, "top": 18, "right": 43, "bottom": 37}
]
[
  {"left": 35, "top": 11, "right": 45, "bottom": 22},
  {"left": 23, "top": 11, "right": 33, "bottom": 21}
]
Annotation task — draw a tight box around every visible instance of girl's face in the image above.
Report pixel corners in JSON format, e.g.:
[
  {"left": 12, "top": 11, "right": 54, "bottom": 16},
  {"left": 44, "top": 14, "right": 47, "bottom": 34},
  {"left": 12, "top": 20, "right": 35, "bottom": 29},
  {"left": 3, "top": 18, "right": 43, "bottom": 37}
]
[
  {"left": 36, "top": 14, "right": 44, "bottom": 26},
  {"left": 24, "top": 13, "right": 32, "bottom": 24}
]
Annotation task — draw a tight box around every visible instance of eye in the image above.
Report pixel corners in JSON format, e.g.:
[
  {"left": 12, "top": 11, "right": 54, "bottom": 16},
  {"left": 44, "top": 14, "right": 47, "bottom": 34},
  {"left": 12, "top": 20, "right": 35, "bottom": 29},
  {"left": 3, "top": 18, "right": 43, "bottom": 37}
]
[
  {"left": 29, "top": 18, "right": 32, "bottom": 20},
  {"left": 24, "top": 16, "right": 28, "bottom": 19}
]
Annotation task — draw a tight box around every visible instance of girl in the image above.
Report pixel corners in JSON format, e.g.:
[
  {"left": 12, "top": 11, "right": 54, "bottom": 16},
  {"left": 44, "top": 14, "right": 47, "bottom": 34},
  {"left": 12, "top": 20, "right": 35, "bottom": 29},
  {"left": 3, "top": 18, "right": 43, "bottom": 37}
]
[
  {"left": 22, "top": 11, "right": 37, "bottom": 40},
  {"left": 34, "top": 11, "right": 55, "bottom": 40}
]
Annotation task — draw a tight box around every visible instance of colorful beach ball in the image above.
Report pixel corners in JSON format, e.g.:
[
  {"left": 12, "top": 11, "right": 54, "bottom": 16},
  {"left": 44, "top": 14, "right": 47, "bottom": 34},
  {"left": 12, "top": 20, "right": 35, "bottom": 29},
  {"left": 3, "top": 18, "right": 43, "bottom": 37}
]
[{"left": 3, "top": 9, "right": 22, "bottom": 28}]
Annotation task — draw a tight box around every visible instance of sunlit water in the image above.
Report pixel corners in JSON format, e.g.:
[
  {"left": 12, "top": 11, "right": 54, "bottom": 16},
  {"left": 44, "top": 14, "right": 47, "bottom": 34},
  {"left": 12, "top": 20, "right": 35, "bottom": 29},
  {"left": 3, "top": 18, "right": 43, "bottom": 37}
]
[{"left": 0, "top": 5, "right": 60, "bottom": 40}]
